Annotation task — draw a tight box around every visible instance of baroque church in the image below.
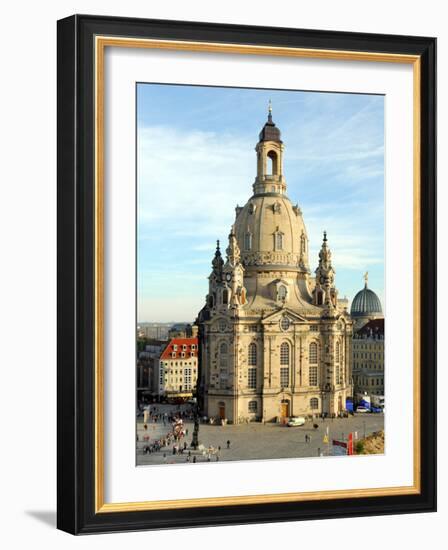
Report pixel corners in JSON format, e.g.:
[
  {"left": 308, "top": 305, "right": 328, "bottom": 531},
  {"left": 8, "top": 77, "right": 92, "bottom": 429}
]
[{"left": 196, "top": 106, "right": 353, "bottom": 423}]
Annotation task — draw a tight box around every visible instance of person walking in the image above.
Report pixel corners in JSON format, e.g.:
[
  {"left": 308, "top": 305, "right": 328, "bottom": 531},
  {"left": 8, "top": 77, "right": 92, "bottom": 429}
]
[{"left": 226, "top": 440, "right": 231, "bottom": 449}]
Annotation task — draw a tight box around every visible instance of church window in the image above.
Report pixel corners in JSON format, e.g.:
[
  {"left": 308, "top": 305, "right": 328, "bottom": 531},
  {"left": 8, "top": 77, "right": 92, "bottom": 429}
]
[
  {"left": 248, "top": 400, "right": 258, "bottom": 413},
  {"left": 278, "top": 286, "right": 288, "bottom": 303},
  {"left": 244, "top": 232, "right": 252, "bottom": 251},
  {"left": 248, "top": 368, "right": 257, "bottom": 389},
  {"left": 317, "top": 290, "right": 323, "bottom": 305},
  {"left": 274, "top": 232, "right": 283, "bottom": 250},
  {"left": 310, "top": 397, "right": 319, "bottom": 410},
  {"left": 309, "top": 342, "right": 318, "bottom": 364},
  {"left": 222, "top": 289, "right": 229, "bottom": 304},
  {"left": 248, "top": 343, "right": 257, "bottom": 366},
  {"left": 280, "top": 367, "right": 289, "bottom": 388},
  {"left": 219, "top": 342, "right": 228, "bottom": 370},
  {"left": 218, "top": 319, "right": 227, "bottom": 332},
  {"left": 280, "top": 342, "right": 290, "bottom": 365},
  {"left": 309, "top": 366, "right": 318, "bottom": 386},
  {"left": 335, "top": 341, "right": 340, "bottom": 363}
]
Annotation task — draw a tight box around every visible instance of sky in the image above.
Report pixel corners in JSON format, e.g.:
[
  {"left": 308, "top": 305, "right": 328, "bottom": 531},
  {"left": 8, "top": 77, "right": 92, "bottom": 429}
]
[{"left": 137, "top": 83, "right": 384, "bottom": 322}]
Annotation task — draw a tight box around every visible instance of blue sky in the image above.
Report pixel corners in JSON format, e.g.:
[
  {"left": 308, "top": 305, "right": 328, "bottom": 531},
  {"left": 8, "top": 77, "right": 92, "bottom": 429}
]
[{"left": 137, "top": 84, "right": 384, "bottom": 322}]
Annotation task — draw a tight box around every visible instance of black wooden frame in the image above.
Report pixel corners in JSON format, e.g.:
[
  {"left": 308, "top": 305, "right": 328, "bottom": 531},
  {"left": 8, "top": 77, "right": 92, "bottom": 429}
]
[{"left": 57, "top": 14, "right": 436, "bottom": 534}]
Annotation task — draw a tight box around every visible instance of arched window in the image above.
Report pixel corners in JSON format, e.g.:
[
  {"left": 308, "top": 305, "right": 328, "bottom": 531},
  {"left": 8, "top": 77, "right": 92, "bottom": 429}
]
[
  {"left": 275, "top": 232, "right": 283, "bottom": 250},
  {"left": 278, "top": 285, "right": 287, "bottom": 302},
  {"left": 222, "top": 289, "right": 229, "bottom": 305},
  {"left": 335, "top": 341, "right": 340, "bottom": 363},
  {"left": 310, "top": 397, "right": 319, "bottom": 410},
  {"left": 309, "top": 342, "right": 318, "bottom": 364},
  {"left": 219, "top": 342, "right": 228, "bottom": 369},
  {"left": 280, "top": 342, "right": 290, "bottom": 365},
  {"left": 267, "top": 150, "right": 278, "bottom": 175},
  {"left": 244, "top": 232, "right": 252, "bottom": 251},
  {"left": 248, "top": 343, "right": 257, "bottom": 366}
]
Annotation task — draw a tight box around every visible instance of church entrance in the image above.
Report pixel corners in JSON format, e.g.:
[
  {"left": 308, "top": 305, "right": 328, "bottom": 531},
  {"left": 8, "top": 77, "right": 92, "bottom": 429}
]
[
  {"left": 280, "top": 399, "right": 290, "bottom": 419},
  {"left": 218, "top": 402, "right": 226, "bottom": 420},
  {"left": 338, "top": 395, "right": 343, "bottom": 412}
]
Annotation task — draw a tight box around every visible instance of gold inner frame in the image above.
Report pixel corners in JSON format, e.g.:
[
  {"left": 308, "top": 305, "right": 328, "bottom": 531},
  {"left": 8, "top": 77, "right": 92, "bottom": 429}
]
[{"left": 94, "top": 36, "right": 421, "bottom": 513}]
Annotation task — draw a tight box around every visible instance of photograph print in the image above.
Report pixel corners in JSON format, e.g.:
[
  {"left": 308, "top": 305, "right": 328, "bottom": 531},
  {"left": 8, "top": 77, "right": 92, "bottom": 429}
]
[{"left": 136, "top": 84, "right": 385, "bottom": 466}]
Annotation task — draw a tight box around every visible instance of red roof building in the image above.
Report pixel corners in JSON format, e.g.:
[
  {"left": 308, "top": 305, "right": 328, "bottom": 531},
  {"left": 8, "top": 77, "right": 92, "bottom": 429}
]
[
  {"left": 157, "top": 338, "right": 199, "bottom": 397},
  {"left": 160, "top": 337, "right": 199, "bottom": 361}
]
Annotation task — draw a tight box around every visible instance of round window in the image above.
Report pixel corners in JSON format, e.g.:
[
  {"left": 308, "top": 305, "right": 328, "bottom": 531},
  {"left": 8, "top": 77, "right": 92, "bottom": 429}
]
[
  {"left": 280, "top": 316, "right": 290, "bottom": 331},
  {"left": 218, "top": 319, "right": 227, "bottom": 332}
]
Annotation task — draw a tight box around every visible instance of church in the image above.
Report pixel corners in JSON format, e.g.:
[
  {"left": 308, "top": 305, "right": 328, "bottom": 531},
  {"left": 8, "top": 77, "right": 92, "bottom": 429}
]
[{"left": 196, "top": 105, "right": 353, "bottom": 423}]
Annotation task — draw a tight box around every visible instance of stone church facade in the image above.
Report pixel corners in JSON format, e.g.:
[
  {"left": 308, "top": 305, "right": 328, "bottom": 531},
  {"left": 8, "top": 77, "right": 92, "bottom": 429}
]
[{"left": 197, "top": 107, "right": 353, "bottom": 423}]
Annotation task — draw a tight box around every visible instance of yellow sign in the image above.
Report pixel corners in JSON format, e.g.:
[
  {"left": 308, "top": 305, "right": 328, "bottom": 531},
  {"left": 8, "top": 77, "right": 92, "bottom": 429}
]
[{"left": 323, "top": 434, "right": 329, "bottom": 444}]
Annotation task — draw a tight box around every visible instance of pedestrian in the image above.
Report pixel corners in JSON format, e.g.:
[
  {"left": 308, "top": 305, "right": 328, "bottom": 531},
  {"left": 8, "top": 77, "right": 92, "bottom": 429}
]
[
  {"left": 218, "top": 446, "right": 221, "bottom": 452},
  {"left": 193, "top": 456, "right": 196, "bottom": 463},
  {"left": 216, "top": 455, "right": 219, "bottom": 462},
  {"left": 226, "top": 440, "right": 230, "bottom": 449}
]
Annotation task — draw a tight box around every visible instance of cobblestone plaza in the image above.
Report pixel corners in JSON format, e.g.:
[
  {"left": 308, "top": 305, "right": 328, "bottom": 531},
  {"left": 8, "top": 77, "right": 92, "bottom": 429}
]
[{"left": 136, "top": 405, "right": 384, "bottom": 466}]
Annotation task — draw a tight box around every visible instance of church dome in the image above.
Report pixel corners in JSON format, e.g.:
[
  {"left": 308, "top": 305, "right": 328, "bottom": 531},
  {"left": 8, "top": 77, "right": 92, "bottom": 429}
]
[
  {"left": 350, "top": 282, "right": 382, "bottom": 317},
  {"left": 233, "top": 195, "right": 309, "bottom": 271}
]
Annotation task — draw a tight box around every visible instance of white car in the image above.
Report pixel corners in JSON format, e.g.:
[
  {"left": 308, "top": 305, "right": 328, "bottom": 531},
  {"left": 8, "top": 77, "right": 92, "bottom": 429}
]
[
  {"left": 356, "top": 406, "right": 370, "bottom": 413},
  {"left": 287, "top": 416, "right": 306, "bottom": 427}
]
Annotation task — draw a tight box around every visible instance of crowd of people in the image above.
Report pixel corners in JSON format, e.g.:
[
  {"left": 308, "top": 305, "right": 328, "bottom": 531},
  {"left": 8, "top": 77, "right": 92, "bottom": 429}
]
[{"left": 137, "top": 405, "right": 233, "bottom": 463}]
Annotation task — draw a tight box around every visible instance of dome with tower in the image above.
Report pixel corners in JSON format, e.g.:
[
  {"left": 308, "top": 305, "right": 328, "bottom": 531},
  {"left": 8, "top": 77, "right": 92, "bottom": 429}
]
[
  {"left": 350, "top": 273, "right": 383, "bottom": 329},
  {"left": 196, "top": 104, "right": 354, "bottom": 424}
]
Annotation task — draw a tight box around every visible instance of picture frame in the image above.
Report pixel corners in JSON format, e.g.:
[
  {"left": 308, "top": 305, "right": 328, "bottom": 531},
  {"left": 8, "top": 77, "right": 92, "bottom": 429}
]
[{"left": 57, "top": 14, "right": 436, "bottom": 534}]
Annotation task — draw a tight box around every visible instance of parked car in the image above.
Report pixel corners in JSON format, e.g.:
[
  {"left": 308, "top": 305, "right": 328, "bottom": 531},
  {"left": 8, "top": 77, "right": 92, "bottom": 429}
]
[
  {"left": 356, "top": 406, "right": 370, "bottom": 413},
  {"left": 287, "top": 416, "right": 306, "bottom": 427}
]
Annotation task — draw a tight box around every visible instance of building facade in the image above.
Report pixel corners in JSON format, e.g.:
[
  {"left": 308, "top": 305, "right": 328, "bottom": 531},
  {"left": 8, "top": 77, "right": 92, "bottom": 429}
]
[
  {"left": 350, "top": 276, "right": 384, "bottom": 401},
  {"left": 137, "top": 339, "right": 166, "bottom": 400},
  {"left": 197, "top": 107, "right": 353, "bottom": 424},
  {"left": 352, "top": 318, "right": 385, "bottom": 398},
  {"left": 156, "top": 337, "right": 199, "bottom": 399}
]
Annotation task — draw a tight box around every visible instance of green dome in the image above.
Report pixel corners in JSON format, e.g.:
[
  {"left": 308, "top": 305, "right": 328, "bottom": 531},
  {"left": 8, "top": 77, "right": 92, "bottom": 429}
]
[{"left": 350, "top": 284, "right": 382, "bottom": 317}]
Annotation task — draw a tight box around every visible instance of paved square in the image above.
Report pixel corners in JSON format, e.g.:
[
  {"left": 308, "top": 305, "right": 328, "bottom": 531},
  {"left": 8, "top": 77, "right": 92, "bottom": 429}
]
[{"left": 136, "top": 404, "right": 384, "bottom": 466}]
